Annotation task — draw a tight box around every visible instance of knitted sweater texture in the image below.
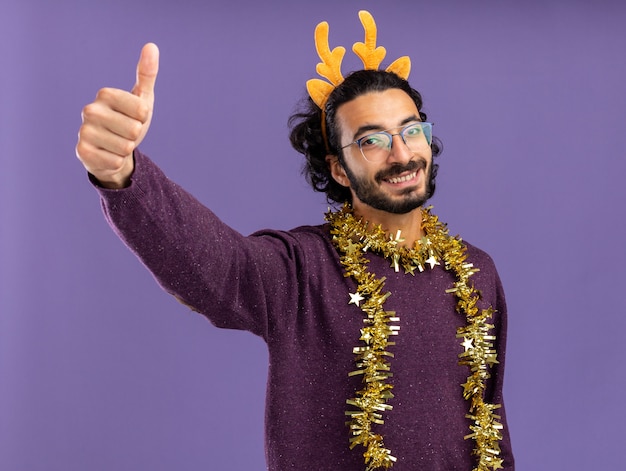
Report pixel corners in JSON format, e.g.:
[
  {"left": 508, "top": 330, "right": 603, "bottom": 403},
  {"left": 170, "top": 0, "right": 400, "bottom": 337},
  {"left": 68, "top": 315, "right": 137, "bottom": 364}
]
[{"left": 95, "top": 150, "right": 514, "bottom": 470}]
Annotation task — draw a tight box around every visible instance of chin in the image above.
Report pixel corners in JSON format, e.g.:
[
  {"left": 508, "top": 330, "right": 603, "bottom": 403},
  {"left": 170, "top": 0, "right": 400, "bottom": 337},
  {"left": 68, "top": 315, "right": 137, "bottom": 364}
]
[{"left": 365, "top": 192, "right": 429, "bottom": 214}]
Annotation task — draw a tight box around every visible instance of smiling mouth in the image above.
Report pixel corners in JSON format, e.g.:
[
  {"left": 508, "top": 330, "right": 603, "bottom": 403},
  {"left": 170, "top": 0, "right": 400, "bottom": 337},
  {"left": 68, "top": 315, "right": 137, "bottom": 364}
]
[{"left": 385, "top": 171, "right": 418, "bottom": 184}]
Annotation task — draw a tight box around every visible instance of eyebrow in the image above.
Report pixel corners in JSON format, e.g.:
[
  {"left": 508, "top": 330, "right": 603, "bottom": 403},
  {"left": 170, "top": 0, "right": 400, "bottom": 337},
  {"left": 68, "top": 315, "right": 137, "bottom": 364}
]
[{"left": 352, "top": 115, "right": 421, "bottom": 141}]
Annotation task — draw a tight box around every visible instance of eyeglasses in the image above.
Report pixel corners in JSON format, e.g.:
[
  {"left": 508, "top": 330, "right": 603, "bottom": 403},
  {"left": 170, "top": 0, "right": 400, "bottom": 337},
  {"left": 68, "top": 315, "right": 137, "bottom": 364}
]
[{"left": 340, "top": 122, "right": 433, "bottom": 163}]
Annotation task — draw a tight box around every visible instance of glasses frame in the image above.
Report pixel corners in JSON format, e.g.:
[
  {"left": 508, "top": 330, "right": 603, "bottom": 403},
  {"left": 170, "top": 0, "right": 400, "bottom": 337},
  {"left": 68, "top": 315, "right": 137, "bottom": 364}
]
[{"left": 340, "top": 122, "right": 434, "bottom": 163}]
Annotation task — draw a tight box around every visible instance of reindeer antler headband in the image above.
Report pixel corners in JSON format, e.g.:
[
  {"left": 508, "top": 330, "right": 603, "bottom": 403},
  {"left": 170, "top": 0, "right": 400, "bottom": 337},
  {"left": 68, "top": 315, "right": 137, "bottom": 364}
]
[
  {"left": 307, "top": 10, "right": 411, "bottom": 110},
  {"left": 306, "top": 10, "right": 411, "bottom": 151}
]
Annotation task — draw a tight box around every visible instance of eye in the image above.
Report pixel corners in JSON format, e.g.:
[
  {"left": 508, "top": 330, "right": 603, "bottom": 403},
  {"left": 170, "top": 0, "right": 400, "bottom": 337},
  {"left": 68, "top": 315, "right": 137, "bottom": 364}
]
[
  {"left": 359, "top": 133, "right": 387, "bottom": 148},
  {"left": 404, "top": 124, "right": 423, "bottom": 138}
]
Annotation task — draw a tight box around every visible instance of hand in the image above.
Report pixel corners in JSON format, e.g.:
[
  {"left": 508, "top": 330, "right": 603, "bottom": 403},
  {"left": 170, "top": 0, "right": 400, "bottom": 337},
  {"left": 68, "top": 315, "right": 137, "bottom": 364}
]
[{"left": 76, "top": 43, "right": 159, "bottom": 189}]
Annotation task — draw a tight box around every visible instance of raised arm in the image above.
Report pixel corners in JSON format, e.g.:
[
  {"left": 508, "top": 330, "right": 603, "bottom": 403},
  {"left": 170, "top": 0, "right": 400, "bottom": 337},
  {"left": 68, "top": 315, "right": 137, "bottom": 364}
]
[
  {"left": 74, "top": 43, "right": 317, "bottom": 338},
  {"left": 76, "top": 43, "right": 159, "bottom": 189}
]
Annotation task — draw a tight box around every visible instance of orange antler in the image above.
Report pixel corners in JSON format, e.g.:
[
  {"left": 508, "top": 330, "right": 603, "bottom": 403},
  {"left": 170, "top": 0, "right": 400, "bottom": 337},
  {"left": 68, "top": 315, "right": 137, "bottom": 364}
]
[
  {"left": 306, "top": 21, "right": 346, "bottom": 109},
  {"left": 353, "top": 10, "right": 387, "bottom": 70},
  {"left": 306, "top": 11, "right": 411, "bottom": 109}
]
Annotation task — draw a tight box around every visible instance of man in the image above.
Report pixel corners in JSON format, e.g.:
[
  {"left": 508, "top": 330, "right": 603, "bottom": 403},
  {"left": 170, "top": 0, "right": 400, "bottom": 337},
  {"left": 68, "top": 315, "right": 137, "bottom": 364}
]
[{"left": 76, "top": 11, "right": 513, "bottom": 470}]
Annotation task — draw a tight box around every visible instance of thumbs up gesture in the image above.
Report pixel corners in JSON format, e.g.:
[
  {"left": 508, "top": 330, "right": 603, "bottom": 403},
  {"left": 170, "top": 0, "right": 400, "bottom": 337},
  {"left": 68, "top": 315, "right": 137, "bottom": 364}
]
[{"left": 76, "top": 43, "right": 159, "bottom": 188}]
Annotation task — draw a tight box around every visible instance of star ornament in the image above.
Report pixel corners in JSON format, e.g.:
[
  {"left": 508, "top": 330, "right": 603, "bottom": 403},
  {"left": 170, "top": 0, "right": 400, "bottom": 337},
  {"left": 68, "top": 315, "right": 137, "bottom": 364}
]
[
  {"left": 425, "top": 255, "right": 440, "bottom": 269},
  {"left": 490, "top": 457, "right": 504, "bottom": 470},
  {"left": 349, "top": 292, "right": 365, "bottom": 306},
  {"left": 345, "top": 240, "right": 359, "bottom": 254}
]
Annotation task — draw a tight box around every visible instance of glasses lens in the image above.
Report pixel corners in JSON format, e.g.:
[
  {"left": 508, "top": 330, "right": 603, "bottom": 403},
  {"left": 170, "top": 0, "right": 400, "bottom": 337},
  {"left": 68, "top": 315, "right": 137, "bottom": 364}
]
[
  {"left": 403, "top": 123, "right": 432, "bottom": 149},
  {"left": 358, "top": 123, "right": 433, "bottom": 162},
  {"left": 359, "top": 133, "right": 391, "bottom": 162}
]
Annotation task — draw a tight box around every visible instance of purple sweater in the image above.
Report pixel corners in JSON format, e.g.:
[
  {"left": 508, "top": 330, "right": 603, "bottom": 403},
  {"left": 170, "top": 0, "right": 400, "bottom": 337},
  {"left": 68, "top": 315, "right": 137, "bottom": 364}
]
[{"left": 95, "top": 150, "right": 514, "bottom": 470}]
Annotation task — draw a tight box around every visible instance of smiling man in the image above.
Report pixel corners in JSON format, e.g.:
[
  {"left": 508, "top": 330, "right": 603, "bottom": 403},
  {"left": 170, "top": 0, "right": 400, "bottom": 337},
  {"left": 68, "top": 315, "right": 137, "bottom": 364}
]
[
  {"left": 76, "top": 11, "right": 514, "bottom": 471},
  {"left": 329, "top": 87, "right": 433, "bottom": 233}
]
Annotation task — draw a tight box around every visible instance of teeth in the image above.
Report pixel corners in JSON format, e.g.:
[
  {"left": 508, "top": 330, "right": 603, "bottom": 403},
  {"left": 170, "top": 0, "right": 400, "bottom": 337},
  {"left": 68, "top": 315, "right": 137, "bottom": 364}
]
[{"left": 387, "top": 172, "right": 417, "bottom": 184}]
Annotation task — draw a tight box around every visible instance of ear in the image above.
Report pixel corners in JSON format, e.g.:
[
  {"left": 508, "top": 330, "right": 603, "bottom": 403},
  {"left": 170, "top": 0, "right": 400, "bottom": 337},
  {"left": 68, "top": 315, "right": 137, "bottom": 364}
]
[{"left": 326, "top": 154, "right": 350, "bottom": 187}]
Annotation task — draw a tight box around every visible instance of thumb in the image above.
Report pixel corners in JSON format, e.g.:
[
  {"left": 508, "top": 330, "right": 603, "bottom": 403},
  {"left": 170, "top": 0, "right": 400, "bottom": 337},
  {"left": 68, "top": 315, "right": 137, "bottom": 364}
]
[{"left": 132, "top": 42, "right": 159, "bottom": 99}]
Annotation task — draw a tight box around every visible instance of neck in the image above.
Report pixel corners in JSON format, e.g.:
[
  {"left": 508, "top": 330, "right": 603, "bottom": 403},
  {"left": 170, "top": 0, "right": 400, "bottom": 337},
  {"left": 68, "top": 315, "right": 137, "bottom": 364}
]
[{"left": 351, "top": 202, "right": 424, "bottom": 247}]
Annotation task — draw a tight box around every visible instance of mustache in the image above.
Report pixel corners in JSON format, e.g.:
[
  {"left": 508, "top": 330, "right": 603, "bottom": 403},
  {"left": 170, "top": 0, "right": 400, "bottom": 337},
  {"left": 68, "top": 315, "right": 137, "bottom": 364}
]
[{"left": 375, "top": 159, "right": 427, "bottom": 182}]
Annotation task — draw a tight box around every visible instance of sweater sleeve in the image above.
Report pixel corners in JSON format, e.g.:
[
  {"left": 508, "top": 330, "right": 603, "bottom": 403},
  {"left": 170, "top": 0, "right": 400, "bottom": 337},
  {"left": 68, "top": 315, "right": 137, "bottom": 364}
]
[
  {"left": 491, "top": 269, "right": 515, "bottom": 470},
  {"left": 92, "top": 150, "right": 303, "bottom": 339},
  {"left": 466, "top": 245, "right": 515, "bottom": 470}
]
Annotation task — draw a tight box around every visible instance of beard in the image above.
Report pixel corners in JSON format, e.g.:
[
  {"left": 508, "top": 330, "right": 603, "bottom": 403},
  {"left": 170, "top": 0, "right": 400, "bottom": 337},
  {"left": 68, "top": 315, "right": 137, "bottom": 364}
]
[{"left": 342, "top": 158, "right": 432, "bottom": 214}]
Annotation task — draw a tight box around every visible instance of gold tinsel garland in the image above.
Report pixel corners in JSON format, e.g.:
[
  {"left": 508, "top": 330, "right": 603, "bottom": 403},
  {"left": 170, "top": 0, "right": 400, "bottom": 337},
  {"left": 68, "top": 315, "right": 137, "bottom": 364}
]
[{"left": 326, "top": 204, "right": 504, "bottom": 471}]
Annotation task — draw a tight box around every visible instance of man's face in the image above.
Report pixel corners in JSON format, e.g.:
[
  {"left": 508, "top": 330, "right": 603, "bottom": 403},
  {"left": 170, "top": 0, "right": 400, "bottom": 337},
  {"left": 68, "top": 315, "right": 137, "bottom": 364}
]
[{"left": 330, "top": 88, "right": 433, "bottom": 215}]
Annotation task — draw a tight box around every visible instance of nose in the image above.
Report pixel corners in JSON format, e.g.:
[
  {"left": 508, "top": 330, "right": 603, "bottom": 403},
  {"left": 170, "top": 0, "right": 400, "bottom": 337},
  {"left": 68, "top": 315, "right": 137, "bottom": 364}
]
[{"left": 386, "top": 133, "right": 413, "bottom": 164}]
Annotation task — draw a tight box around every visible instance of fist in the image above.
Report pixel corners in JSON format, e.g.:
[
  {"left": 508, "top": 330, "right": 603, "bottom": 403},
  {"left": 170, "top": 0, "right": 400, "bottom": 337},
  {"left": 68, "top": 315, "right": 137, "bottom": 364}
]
[{"left": 76, "top": 43, "right": 159, "bottom": 189}]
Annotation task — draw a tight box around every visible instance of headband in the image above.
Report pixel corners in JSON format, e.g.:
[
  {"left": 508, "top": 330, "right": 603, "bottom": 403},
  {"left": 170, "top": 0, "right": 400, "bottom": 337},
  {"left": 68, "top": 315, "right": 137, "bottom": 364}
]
[{"left": 306, "top": 10, "right": 411, "bottom": 111}]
